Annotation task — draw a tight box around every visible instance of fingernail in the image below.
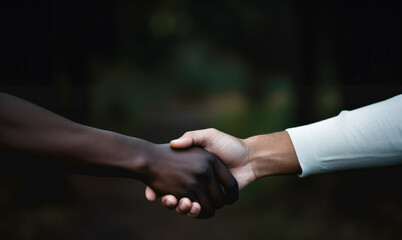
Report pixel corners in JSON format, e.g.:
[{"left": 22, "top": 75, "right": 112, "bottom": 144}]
[
  {"left": 179, "top": 204, "right": 187, "bottom": 211},
  {"left": 190, "top": 208, "right": 197, "bottom": 214},
  {"left": 166, "top": 200, "right": 173, "bottom": 206}
]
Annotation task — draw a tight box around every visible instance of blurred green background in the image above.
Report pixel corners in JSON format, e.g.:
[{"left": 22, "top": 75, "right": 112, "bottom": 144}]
[{"left": 1, "top": 1, "right": 401, "bottom": 239}]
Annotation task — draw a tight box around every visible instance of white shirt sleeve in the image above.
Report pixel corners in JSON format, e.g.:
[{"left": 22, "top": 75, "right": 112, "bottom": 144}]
[{"left": 286, "top": 94, "right": 402, "bottom": 177}]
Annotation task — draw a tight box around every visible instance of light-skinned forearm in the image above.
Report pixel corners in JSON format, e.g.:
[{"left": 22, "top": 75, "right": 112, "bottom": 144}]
[{"left": 244, "top": 131, "right": 302, "bottom": 178}]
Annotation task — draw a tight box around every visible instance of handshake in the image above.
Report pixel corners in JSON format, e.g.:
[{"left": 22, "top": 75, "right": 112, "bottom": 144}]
[
  {"left": 1, "top": 93, "right": 303, "bottom": 220},
  {"left": 0, "top": 93, "right": 300, "bottom": 219},
  {"left": 142, "top": 128, "right": 256, "bottom": 219},
  {"left": 140, "top": 129, "right": 300, "bottom": 219},
  {"left": 2, "top": 93, "right": 401, "bottom": 221}
]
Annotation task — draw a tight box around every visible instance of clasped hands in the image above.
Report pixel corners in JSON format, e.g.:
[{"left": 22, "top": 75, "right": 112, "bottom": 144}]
[
  {"left": 144, "top": 128, "right": 258, "bottom": 219},
  {"left": 0, "top": 93, "right": 300, "bottom": 219},
  {"left": 0, "top": 93, "right": 266, "bottom": 219}
]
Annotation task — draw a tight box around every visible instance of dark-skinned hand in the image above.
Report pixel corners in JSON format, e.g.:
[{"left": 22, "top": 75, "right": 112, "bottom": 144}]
[{"left": 139, "top": 143, "right": 238, "bottom": 219}]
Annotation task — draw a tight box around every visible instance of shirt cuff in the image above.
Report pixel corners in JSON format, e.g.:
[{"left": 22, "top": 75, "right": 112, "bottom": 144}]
[{"left": 286, "top": 126, "right": 320, "bottom": 177}]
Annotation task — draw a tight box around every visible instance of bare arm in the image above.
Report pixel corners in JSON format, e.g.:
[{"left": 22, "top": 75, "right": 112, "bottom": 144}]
[
  {"left": 0, "top": 92, "right": 147, "bottom": 178},
  {"left": 152, "top": 95, "right": 402, "bottom": 216},
  {"left": 0, "top": 93, "right": 238, "bottom": 218},
  {"left": 244, "top": 131, "right": 301, "bottom": 178}
]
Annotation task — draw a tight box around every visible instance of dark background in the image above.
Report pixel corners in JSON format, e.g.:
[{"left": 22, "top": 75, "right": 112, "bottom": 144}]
[{"left": 1, "top": 1, "right": 401, "bottom": 239}]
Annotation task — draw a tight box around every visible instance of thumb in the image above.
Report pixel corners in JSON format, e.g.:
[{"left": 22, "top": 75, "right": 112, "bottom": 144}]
[
  {"left": 170, "top": 129, "right": 214, "bottom": 149},
  {"left": 170, "top": 134, "right": 194, "bottom": 149}
]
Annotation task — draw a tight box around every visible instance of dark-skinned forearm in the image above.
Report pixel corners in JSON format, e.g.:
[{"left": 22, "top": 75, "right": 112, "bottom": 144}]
[
  {"left": 0, "top": 93, "right": 240, "bottom": 218},
  {"left": 0, "top": 92, "right": 149, "bottom": 180}
]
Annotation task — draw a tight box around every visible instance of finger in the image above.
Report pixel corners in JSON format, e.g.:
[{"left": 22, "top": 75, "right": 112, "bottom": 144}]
[
  {"left": 145, "top": 186, "right": 157, "bottom": 201},
  {"left": 175, "top": 198, "right": 192, "bottom": 214},
  {"left": 195, "top": 187, "right": 215, "bottom": 219},
  {"left": 205, "top": 168, "right": 226, "bottom": 209},
  {"left": 213, "top": 158, "right": 239, "bottom": 205},
  {"left": 161, "top": 195, "right": 178, "bottom": 209},
  {"left": 187, "top": 202, "right": 201, "bottom": 218}
]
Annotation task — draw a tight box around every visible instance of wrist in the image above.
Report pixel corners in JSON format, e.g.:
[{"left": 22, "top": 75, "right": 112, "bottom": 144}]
[
  {"left": 73, "top": 126, "right": 152, "bottom": 181},
  {"left": 113, "top": 135, "right": 154, "bottom": 182},
  {"left": 244, "top": 131, "right": 301, "bottom": 178}
]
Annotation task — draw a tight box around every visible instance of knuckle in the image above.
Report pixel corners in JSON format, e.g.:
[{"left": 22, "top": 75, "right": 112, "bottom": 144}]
[
  {"left": 183, "top": 131, "right": 194, "bottom": 137},
  {"left": 195, "top": 164, "right": 211, "bottom": 178},
  {"left": 208, "top": 128, "right": 218, "bottom": 133}
]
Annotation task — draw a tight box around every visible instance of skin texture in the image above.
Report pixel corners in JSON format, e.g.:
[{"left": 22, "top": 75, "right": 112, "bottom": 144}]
[
  {"left": 146, "top": 128, "right": 302, "bottom": 217},
  {"left": 140, "top": 144, "right": 238, "bottom": 218},
  {"left": 0, "top": 93, "right": 238, "bottom": 219}
]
